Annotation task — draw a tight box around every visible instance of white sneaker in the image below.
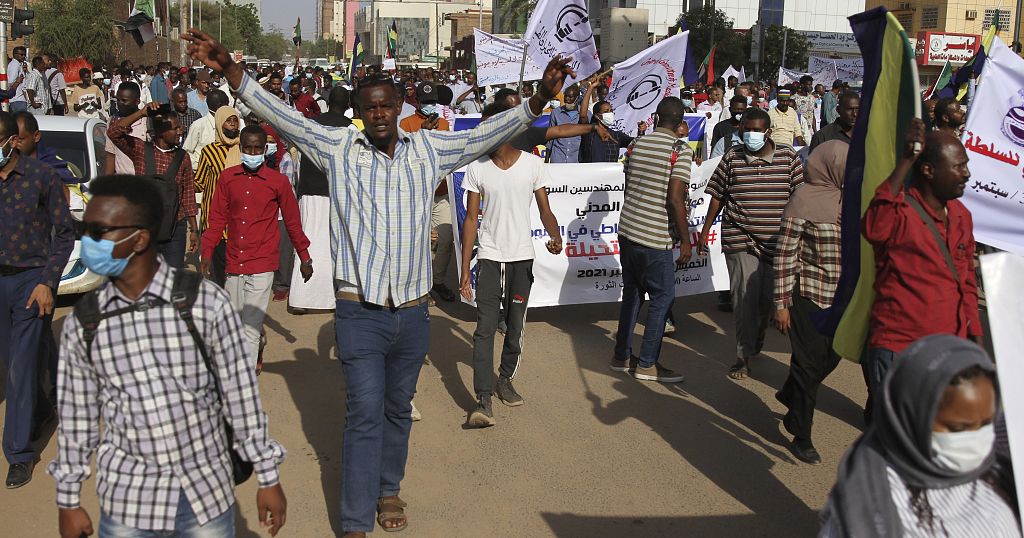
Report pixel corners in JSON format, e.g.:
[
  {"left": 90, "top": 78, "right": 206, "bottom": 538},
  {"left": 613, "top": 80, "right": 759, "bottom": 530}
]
[{"left": 411, "top": 400, "right": 422, "bottom": 422}]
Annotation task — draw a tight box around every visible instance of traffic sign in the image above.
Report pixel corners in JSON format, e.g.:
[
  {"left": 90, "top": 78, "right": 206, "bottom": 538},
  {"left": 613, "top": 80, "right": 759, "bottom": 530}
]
[{"left": 0, "top": 0, "right": 14, "bottom": 23}]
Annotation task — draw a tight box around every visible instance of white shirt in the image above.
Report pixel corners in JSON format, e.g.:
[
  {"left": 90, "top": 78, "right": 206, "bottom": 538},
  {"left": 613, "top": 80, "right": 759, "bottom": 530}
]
[
  {"left": 105, "top": 118, "right": 149, "bottom": 174},
  {"left": 7, "top": 59, "right": 24, "bottom": 103},
  {"left": 24, "top": 70, "right": 51, "bottom": 113},
  {"left": 45, "top": 67, "right": 67, "bottom": 106},
  {"left": 463, "top": 152, "right": 549, "bottom": 263}
]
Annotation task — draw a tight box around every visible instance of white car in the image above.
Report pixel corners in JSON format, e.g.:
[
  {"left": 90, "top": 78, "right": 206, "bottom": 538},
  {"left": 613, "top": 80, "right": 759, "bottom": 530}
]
[{"left": 36, "top": 116, "right": 108, "bottom": 295}]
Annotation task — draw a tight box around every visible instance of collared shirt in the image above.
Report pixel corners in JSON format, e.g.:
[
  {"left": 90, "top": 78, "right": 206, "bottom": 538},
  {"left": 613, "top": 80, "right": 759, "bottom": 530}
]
[
  {"left": 0, "top": 155, "right": 74, "bottom": 288},
  {"left": 706, "top": 142, "right": 804, "bottom": 261},
  {"left": 547, "top": 106, "right": 582, "bottom": 163},
  {"left": 863, "top": 185, "right": 981, "bottom": 352},
  {"left": 768, "top": 107, "right": 801, "bottom": 147},
  {"left": 580, "top": 121, "right": 632, "bottom": 163},
  {"left": 821, "top": 90, "right": 839, "bottom": 126},
  {"left": 45, "top": 67, "right": 67, "bottom": 107},
  {"left": 619, "top": 127, "right": 691, "bottom": 250},
  {"left": 809, "top": 122, "right": 851, "bottom": 154},
  {"left": 201, "top": 164, "right": 311, "bottom": 274},
  {"left": 24, "top": 69, "right": 51, "bottom": 112},
  {"left": 48, "top": 263, "right": 285, "bottom": 531},
  {"left": 234, "top": 73, "right": 537, "bottom": 306},
  {"left": 773, "top": 217, "right": 842, "bottom": 309},
  {"left": 291, "top": 93, "right": 321, "bottom": 119},
  {"left": 176, "top": 107, "right": 203, "bottom": 133},
  {"left": 149, "top": 73, "right": 169, "bottom": 104},
  {"left": 8, "top": 59, "right": 25, "bottom": 103},
  {"left": 187, "top": 89, "right": 209, "bottom": 116},
  {"left": 107, "top": 123, "right": 198, "bottom": 222}
]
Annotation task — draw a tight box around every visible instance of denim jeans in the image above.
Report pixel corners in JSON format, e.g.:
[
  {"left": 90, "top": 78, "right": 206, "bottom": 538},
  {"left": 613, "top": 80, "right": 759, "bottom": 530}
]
[
  {"left": 99, "top": 491, "right": 234, "bottom": 537},
  {"left": 158, "top": 218, "right": 188, "bottom": 269},
  {"left": 335, "top": 299, "right": 430, "bottom": 532},
  {"left": 614, "top": 237, "right": 675, "bottom": 368},
  {"left": 861, "top": 346, "right": 896, "bottom": 424},
  {"left": 9, "top": 101, "right": 27, "bottom": 113}
]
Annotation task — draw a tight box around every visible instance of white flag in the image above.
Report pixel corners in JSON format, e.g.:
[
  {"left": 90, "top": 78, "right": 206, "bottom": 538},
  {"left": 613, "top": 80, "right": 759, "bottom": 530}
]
[
  {"left": 524, "top": 0, "right": 600, "bottom": 87},
  {"left": 473, "top": 28, "right": 545, "bottom": 87},
  {"left": 960, "top": 37, "right": 1024, "bottom": 255},
  {"left": 606, "top": 31, "right": 689, "bottom": 137},
  {"left": 722, "top": 65, "right": 746, "bottom": 83}
]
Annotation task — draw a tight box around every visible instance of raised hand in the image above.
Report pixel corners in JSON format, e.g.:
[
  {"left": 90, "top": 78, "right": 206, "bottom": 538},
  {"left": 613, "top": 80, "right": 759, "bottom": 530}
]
[
  {"left": 537, "top": 56, "right": 577, "bottom": 100},
  {"left": 181, "top": 29, "right": 234, "bottom": 74}
]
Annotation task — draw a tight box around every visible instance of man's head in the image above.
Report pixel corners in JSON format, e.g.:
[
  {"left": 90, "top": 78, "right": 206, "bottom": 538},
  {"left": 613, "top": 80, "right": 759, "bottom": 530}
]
[
  {"left": 239, "top": 125, "right": 268, "bottom": 169},
  {"left": 156, "top": 62, "right": 169, "bottom": 75},
  {"left": 799, "top": 75, "right": 814, "bottom": 93},
  {"left": 465, "top": 72, "right": 477, "bottom": 86},
  {"left": 814, "top": 83, "right": 825, "bottom": 95},
  {"left": 727, "top": 76, "right": 738, "bottom": 89},
  {"left": 151, "top": 112, "right": 182, "bottom": 147},
  {"left": 42, "top": 54, "right": 58, "bottom": 69},
  {"left": 924, "top": 98, "right": 938, "bottom": 122},
  {"left": 596, "top": 84, "right": 609, "bottom": 101},
  {"left": 563, "top": 85, "right": 581, "bottom": 110},
  {"left": 916, "top": 131, "right": 970, "bottom": 201},
  {"left": 31, "top": 56, "right": 45, "bottom": 72},
  {"left": 494, "top": 88, "right": 521, "bottom": 108},
  {"left": 327, "top": 85, "right": 351, "bottom": 113},
  {"left": 836, "top": 91, "right": 861, "bottom": 131},
  {"left": 12, "top": 46, "right": 25, "bottom": 63},
  {"left": 520, "top": 82, "right": 534, "bottom": 98},
  {"left": 206, "top": 89, "right": 229, "bottom": 114},
  {"left": 708, "top": 87, "right": 723, "bottom": 103},
  {"left": 79, "top": 68, "right": 92, "bottom": 87},
  {"left": 776, "top": 88, "right": 793, "bottom": 112},
  {"left": 739, "top": 107, "right": 772, "bottom": 152},
  {"left": 934, "top": 98, "right": 966, "bottom": 130},
  {"left": 194, "top": 70, "right": 212, "bottom": 94},
  {"left": 116, "top": 82, "right": 142, "bottom": 117},
  {"left": 171, "top": 88, "right": 190, "bottom": 113},
  {"left": 82, "top": 175, "right": 165, "bottom": 274},
  {"left": 353, "top": 75, "right": 403, "bottom": 145},
  {"left": 728, "top": 94, "right": 748, "bottom": 122},
  {"left": 268, "top": 73, "right": 283, "bottom": 93},
  {"left": 12, "top": 111, "right": 41, "bottom": 157},
  {"left": 289, "top": 78, "right": 303, "bottom": 99},
  {"left": 832, "top": 79, "right": 844, "bottom": 94},
  {"left": 654, "top": 97, "right": 686, "bottom": 131}
]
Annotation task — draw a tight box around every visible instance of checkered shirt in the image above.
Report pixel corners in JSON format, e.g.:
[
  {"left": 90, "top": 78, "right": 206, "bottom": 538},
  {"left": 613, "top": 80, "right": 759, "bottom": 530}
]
[
  {"left": 47, "top": 263, "right": 285, "bottom": 531},
  {"left": 773, "top": 216, "right": 842, "bottom": 310}
]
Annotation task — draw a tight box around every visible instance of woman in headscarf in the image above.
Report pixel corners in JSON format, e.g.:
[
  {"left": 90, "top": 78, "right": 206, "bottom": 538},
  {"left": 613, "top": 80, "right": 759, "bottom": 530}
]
[
  {"left": 193, "top": 105, "right": 241, "bottom": 286},
  {"left": 772, "top": 139, "right": 848, "bottom": 464},
  {"left": 820, "top": 334, "right": 1018, "bottom": 537}
]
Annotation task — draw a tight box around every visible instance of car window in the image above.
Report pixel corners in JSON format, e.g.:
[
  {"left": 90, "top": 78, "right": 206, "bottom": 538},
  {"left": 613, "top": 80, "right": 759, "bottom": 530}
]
[
  {"left": 41, "top": 131, "right": 89, "bottom": 180},
  {"left": 91, "top": 123, "right": 107, "bottom": 181}
]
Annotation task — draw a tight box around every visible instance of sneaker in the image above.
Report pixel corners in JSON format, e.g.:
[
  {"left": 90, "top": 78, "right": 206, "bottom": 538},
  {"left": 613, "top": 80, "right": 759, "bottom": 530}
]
[
  {"left": 495, "top": 377, "right": 524, "bottom": 407},
  {"left": 664, "top": 319, "right": 676, "bottom": 336},
  {"left": 609, "top": 355, "right": 640, "bottom": 372},
  {"left": 410, "top": 400, "right": 422, "bottom": 422},
  {"left": 467, "top": 395, "right": 496, "bottom": 428},
  {"left": 432, "top": 284, "right": 456, "bottom": 302},
  {"left": 632, "top": 363, "right": 685, "bottom": 383}
]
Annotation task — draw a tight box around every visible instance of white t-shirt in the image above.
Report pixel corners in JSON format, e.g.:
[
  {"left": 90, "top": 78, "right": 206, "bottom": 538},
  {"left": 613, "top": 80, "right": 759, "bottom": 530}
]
[{"left": 463, "top": 152, "right": 549, "bottom": 263}]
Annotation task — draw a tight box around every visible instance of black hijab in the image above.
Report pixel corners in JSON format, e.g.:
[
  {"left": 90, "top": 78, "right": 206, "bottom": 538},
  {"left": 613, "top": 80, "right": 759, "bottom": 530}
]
[{"left": 822, "top": 334, "right": 998, "bottom": 537}]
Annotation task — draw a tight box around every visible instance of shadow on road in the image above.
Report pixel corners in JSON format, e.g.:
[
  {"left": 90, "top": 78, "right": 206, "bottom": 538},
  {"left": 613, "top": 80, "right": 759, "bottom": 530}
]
[
  {"left": 427, "top": 315, "right": 477, "bottom": 413},
  {"left": 540, "top": 512, "right": 819, "bottom": 537}
]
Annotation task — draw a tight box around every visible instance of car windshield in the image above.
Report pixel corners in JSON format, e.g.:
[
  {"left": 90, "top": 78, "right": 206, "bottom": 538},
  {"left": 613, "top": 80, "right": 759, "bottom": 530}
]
[{"left": 40, "top": 130, "right": 89, "bottom": 179}]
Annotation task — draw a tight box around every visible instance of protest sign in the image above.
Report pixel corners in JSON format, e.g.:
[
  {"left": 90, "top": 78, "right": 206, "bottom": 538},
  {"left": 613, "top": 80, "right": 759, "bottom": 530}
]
[
  {"left": 808, "top": 55, "right": 865, "bottom": 83},
  {"left": 960, "top": 37, "right": 1024, "bottom": 255},
  {"left": 474, "top": 28, "right": 545, "bottom": 87},
  {"left": 524, "top": 0, "right": 600, "bottom": 86},
  {"left": 449, "top": 158, "right": 728, "bottom": 308},
  {"left": 606, "top": 32, "right": 690, "bottom": 137}
]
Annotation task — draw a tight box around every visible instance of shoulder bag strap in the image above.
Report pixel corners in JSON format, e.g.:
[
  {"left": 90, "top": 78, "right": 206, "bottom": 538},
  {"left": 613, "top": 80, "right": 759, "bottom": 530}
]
[
  {"left": 164, "top": 149, "right": 187, "bottom": 182},
  {"left": 905, "top": 195, "right": 959, "bottom": 282},
  {"left": 144, "top": 142, "right": 157, "bottom": 176}
]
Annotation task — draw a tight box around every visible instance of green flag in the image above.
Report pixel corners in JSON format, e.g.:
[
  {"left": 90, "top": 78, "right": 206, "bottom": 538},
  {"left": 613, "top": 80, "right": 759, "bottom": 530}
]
[
  {"left": 924, "top": 60, "right": 952, "bottom": 100},
  {"left": 293, "top": 18, "right": 302, "bottom": 47}
]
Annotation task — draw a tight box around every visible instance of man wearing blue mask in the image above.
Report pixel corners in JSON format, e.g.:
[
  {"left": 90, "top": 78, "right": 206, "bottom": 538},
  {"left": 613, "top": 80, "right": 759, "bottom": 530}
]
[
  {"left": 200, "top": 125, "right": 314, "bottom": 374},
  {"left": 699, "top": 108, "right": 804, "bottom": 380}
]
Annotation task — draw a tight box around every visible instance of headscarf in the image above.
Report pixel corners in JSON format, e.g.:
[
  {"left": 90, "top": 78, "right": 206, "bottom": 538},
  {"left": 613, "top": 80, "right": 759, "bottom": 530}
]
[
  {"left": 823, "top": 335, "right": 998, "bottom": 538},
  {"left": 214, "top": 106, "right": 241, "bottom": 168},
  {"left": 781, "top": 139, "right": 848, "bottom": 223}
]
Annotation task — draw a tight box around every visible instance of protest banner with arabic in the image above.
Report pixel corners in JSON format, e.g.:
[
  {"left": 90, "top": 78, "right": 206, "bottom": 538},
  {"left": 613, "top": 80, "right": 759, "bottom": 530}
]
[
  {"left": 808, "top": 55, "right": 865, "bottom": 83},
  {"left": 960, "top": 37, "right": 1024, "bottom": 255},
  {"left": 474, "top": 29, "right": 545, "bottom": 87},
  {"left": 448, "top": 158, "right": 728, "bottom": 308},
  {"left": 524, "top": 0, "right": 601, "bottom": 87},
  {"left": 606, "top": 32, "right": 690, "bottom": 137}
]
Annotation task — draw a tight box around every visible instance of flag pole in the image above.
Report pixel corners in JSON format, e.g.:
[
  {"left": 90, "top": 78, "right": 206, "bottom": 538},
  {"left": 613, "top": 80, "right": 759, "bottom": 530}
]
[{"left": 517, "top": 42, "right": 528, "bottom": 90}]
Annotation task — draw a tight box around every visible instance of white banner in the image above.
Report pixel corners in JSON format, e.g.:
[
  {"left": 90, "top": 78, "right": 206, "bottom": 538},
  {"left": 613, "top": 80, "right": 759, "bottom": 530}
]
[
  {"left": 448, "top": 158, "right": 728, "bottom": 308},
  {"left": 778, "top": 66, "right": 839, "bottom": 89},
  {"left": 808, "top": 55, "right": 864, "bottom": 83},
  {"left": 722, "top": 65, "right": 746, "bottom": 83},
  {"left": 473, "top": 28, "right": 545, "bottom": 87},
  {"left": 606, "top": 31, "right": 689, "bottom": 137},
  {"left": 960, "top": 37, "right": 1024, "bottom": 255},
  {"left": 524, "top": 0, "right": 601, "bottom": 87}
]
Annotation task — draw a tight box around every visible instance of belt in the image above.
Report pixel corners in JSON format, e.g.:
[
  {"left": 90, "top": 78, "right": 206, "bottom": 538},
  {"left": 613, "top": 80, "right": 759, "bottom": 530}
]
[
  {"left": 0, "top": 265, "right": 33, "bottom": 276},
  {"left": 335, "top": 291, "right": 430, "bottom": 309}
]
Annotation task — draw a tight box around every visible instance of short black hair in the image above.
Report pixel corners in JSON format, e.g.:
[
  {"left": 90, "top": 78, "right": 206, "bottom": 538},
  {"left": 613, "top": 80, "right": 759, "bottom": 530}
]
[
  {"left": 494, "top": 88, "right": 519, "bottom": 104},
  {"left": 87, "top": 175, "right": 164, "bottom": 236},
  {"left": 31, "top": 56, "right": 45, "bottom": 68},
  {"left": 354, "top": 75, "right": 400, "bottom": 107},
  {"left": 838, "top": 91, "right": 860, "bottom": 108},
  {"left": 240, "top": 124, "right": 267, "bottom": 142},
  {"left": 655, "top": 97, "right": 686, "bottom": 128},
  {"left": 171, "top": 87, "right": 189, "bottom": 99},
  {"left": 79, "top": 67, "right": 91, "bottom": 79},
  {"left": 742, "top": 107, "right": 772, "bottom": 129},
  {"left": 799, "top": 75, "right": 814, "bottom": 84},
  {"left": 13, "top": 110, "right": 38, "bottom": 134},
  {"left": 117, "top": 81, "right": 141, "bottom": 100},
  {"left": 934, "top": 97, "right": 959, "bottom": 127},
  {"left": 481, "top": 101, "right": 512, "bottom": 120},
  {"left": 729, "top": 94, "right": 748, "bottom": 107},
  {"left": 0, "top": 111, "right": 18, "bottom": 139},
  {"left": 206, "top": 89, "right": 229, "bottom": 111},
  {"left": 12, "top": 46, "right": 25, "bottom": 55},
  {"left": 328, "top": 85, "right": 350, "bottom": 111}
]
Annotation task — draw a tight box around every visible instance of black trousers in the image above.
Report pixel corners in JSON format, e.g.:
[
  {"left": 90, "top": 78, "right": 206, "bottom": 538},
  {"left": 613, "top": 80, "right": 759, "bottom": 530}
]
[
  {"left": 212, "top": 239, "right": 228, "bottom": 287},
  {"left": 777, "top": 290, "right": 842, "bottom": 442},
  {"left": 274, "top": 220, "right": 293, "bottom": 292},
  {"left": 472, "top": 259, "right": 533, "bottom": 398}
]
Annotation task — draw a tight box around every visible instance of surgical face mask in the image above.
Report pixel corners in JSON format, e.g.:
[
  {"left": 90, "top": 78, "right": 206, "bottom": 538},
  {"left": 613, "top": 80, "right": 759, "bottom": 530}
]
[
  {"left": 746, "top": 96, "right": 753, "bottom": 105},
  {"left": 449, "top": 75, "right": 457, "bottom": 82},
  {"left": 742, "top": 131, "right": 767, "bottom": 152},
  {"left": 931, "top": 424, "right": 995, "bottom": 473},
  {"left": 420, "top": 104, "right": 438, "bottom": 116},
  {"left": 266, "top": 142, "right": 278, "bottom": 156},
  {"left": 0, "top": 136, "right": 14, "bottom": 168},
  {"left": 81, "top": 230, "right": 140, "bottom": 277},
  {"left": 682, "top": 99, "right": 694, "bottom": 108},
  {"left": 600, "top": 112, "right": 615, "bottom": 127},
  {"left": 732, "top": 111, "right": 744, "bottom": 121},
  {"left": 563, "top": 101, "right": 578, "bottom": 111},
  {"left": 222, "top": 128, "right": 239, "bottom": 139},
  {"left": 241, "top": 152, "right": 266, "bottom": 170},
  {"left": 103, "top": 78, "right": 111, "bottom": 86}
]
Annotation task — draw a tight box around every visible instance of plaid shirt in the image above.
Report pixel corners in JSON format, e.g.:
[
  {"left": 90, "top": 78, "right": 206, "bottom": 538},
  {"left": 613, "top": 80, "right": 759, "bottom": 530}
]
[
  {"left": 773, "top": 216, "right": 842, "bottom": 309},
  {"left": 107, "top": 123, "right": 198, "bottom": 223},
  {"left": 47, "top": 264, "right": 285, "bottom": 531},
  {"left": 235, "top": 73, "right": 537, "bottom": 305},
  {"left": 176, "top": 107, "right": 203, "bottom": 133}
]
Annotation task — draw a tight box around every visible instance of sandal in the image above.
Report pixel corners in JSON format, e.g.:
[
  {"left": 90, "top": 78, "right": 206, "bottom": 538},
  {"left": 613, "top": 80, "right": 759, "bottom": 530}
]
[
  {"left": 377, "top": 495, "right": 408, "bottom": 533},
  {"left": 727, "top": 359, "right": 750, "bottom": 380}
]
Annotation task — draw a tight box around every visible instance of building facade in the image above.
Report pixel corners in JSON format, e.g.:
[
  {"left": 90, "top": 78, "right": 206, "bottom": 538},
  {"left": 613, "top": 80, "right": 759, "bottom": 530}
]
[
  {"left": 354, "top": 0, "right": 493, "bottom": 64},
  {"left": 866, "top": 0, "right": 1016, "bottom": 38}
]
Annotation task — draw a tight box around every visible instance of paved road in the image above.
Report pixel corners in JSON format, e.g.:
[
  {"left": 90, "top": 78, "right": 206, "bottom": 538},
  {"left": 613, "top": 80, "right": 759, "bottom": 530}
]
[{"left": 1, "top": 292, "right": 866, "bottom": 537}]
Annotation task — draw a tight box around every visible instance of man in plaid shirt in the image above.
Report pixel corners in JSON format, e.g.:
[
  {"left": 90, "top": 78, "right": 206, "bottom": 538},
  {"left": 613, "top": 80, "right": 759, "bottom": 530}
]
[{"left": 49, "top": 176, "right": 287, "bottom": 537}]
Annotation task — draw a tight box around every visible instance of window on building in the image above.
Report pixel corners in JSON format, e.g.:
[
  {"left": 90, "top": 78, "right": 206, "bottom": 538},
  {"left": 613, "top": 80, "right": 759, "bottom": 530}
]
[
  {"left": 760, "top": 0, "right": 784, "bottom": 27},
  {"left": 895, "top": 12, "right": 913, "bottom": 30},
  {"left": 984, "top": 9, "right": 1011, "bottom": 31},
  {"left": 921, "top": 7, "right": 939, "bottom": 29}
]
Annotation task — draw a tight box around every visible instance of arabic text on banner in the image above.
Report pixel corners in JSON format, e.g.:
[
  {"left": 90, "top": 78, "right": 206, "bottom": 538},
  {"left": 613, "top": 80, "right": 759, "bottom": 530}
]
[
  {"left": 448, "top": 158, "right": 729, "bottom": 308},
  {"left": 807, "top": 55, "right": 865, "bottom": 83},
  {"left": 605, "top": 31, "right": 690, "bottom": 137},
  {"left": 959, "top": 37, "right": 1024, "bottom": 255},
  {"left": 524, "top": 0, "right": 601, "bottom": 87},
  {"left": 473, "top": 28, "right": 545, "bottom": 87}
]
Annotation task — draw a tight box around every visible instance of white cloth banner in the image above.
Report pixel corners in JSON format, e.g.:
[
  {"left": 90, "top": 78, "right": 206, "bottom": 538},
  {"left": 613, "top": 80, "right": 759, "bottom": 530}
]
[
  {"left": 960, "top": 37, "right": 1024, "bottom": 255},
  {"left": 448, "top": 158, "right": 728, "bottom": 308},
  {"left": 606, "top": 31, "right": 690, "bottom": 137},
  {"left": 808, "top": 55, "right": 864, "bottom": 83},
  {"left": 778, "top": 66, "right": 839, "bottom": 88},
  {"left": 473, "top": 28, "right": 545, "bottom": 87},
  {"left": 722, "top": 65, "right": 747, "bottom": 83},
  {"left": 524, "top": 0, "right": 600, "bottom": 87}
]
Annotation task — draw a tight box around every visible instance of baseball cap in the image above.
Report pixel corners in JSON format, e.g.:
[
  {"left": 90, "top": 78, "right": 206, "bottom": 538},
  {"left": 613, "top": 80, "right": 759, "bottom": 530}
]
[
  {"left": 195, "top": 70, "right": 212, "bottom": 83},
  {"left": 416, "top": 82, "right": 439, "bottom": 103}
]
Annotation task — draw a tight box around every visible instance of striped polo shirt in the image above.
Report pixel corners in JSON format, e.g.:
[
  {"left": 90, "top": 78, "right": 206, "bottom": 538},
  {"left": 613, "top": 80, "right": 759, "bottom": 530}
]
[
  {"left": 705, "top": 142, "right": 804, "bottom": 261},
  {"left": 618, "top": 127, "right": 691, "bottom": 250}
]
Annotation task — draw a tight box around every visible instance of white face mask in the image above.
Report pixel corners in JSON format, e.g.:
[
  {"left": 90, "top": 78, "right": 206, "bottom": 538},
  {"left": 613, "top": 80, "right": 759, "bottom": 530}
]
[
  {"left": 931, "top": 424, "right": 995, "bottom": 473},
  {"left": 600, "top": 112, "right": 615, "bottom": 127}
]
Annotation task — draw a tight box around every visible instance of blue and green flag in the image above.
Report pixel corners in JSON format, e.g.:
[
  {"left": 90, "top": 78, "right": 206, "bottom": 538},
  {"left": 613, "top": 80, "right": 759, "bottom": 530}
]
[
  {"left": 350, "top": 34, "right": 365, "bottom": 78},
  {"left": 387, "top": 22, "right": 399, "bottom": 59}
]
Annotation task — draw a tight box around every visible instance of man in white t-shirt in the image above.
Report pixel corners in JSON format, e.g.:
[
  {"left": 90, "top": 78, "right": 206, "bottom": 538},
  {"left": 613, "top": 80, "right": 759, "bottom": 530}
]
[
  {"left": 459, "top": 101, "right": 563, "bottom": 428},
  {"left": 7, "top": 47, "right": 28, "bottom": 112}
]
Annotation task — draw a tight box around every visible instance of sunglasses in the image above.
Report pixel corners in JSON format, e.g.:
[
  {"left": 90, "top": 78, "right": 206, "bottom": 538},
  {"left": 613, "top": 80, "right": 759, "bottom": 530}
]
[{"left": 78, "top": 223, "right": 145, "bottom": 241}]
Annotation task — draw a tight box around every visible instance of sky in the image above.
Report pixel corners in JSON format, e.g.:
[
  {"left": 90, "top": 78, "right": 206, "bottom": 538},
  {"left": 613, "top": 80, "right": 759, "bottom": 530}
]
[{"left": 262, "top": 0, "right": 318, "bottom": 39}]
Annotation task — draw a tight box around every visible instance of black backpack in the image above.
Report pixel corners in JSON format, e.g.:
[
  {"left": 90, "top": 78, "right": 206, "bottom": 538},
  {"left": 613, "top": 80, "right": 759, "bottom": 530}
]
[
  {"left": 73, "top": 269, "right": 253, "bottom": 485},
  {"left": 142, "top": 143, "right": 186, "bottom": 242}
]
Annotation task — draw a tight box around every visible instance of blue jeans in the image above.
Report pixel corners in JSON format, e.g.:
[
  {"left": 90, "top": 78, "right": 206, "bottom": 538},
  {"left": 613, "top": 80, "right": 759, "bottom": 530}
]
[
  {"left": 335, "top": 299, "right": 430, "bottom": 532},
  {"left": 99, "top": 491, "right": 234, "bottom": 537},
  {"left": 158, "top": 218, "right": 188, "bottom": 269},
  {"left": 0, "top": 268, "right": 48, "bottom": 464},
  {"left": 9, "top": 101, "right": 27, "bottom": 113},
  {"left": 614, "top": 238, "right": 675, "bottom": 368},
  {"left": 861, "top": 346, "right": 896, "bottom": 424}
]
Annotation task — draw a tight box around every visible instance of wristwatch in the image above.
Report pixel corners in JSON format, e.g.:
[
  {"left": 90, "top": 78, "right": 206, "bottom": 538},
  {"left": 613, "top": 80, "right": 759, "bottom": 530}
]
[{"left": 300, "top": 258, "right": 313, "bottom": 267}]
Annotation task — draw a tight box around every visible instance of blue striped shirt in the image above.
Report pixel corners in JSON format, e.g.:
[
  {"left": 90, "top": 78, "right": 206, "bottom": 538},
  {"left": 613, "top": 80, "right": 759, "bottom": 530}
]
[{"left": 235, "top": 74, "right": 539, "bottom": 305}]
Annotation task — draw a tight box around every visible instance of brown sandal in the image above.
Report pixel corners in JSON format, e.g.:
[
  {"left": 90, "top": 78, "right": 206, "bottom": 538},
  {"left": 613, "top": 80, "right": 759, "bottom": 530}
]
[
  {"left": 377, "top": 495, "right": 408, "bottom": 532},
  {"left": 727, "top": 358, "right": 750, "bottom": 380}
]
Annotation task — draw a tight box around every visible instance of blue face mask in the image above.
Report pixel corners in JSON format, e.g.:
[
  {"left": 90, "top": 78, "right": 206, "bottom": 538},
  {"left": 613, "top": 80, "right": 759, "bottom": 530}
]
[
  {"left": 0, "top": 137, "right": 14, "bottom": 168},
  {"left": 265, "top": 142, "right": 278, "bottom": 157},
  {"left": 81, "top": 230, "right": 140, "bottom": 277},
  {"left": 746, "top": 96, "right": 753, "bottom": 105},
  {"left": 743, "top": 131, "right": 767, "bottom": 152},
  {"left": 241, "top": 153, "right": 265, "bottom": 170},
  {"left": 421, "top": 104, "right": 438, "bottom": 116},
  {"left": 682, "top": 99, "right": 694, "bottom": 108}
]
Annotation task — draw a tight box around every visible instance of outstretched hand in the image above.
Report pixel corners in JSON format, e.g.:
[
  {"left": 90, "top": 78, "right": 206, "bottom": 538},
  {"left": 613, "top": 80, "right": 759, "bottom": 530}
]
[
  {"left": 181, "top": 28, "right": 234, "bottom": 73},
  {"left": 531, "top": 56, "right": 577, "bottom": 116}
]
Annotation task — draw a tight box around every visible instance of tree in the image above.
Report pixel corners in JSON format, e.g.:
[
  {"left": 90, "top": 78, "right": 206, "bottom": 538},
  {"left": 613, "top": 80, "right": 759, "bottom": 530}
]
[
  {"left": 35, "top": 0, "right": 117, "bottom": 63},
  {"left": 746, "top": 25, "right": 809, "bottom": 84},
  {"left": 497, "top": 0, "right": 535, "bottom": 33},
  {"left": 253, "top": 27, "right": 292, "bottom": 62},
  {"left": 677, "top": 7, "right": 748, "bottom": 79},
  {"left": 306, "top": 39, "right": 344, "bottom": 59}
]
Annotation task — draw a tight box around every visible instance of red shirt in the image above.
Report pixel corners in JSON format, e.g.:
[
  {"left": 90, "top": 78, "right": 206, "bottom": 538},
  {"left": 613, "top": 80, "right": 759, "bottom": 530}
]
[
  {"left": 863, "top": 184, "right": 981, "bottom": 352},
  {"left": 291, "top": 93, "right": 321, "bottom": 119},
  {"left": 201, "top": 164, "right": 311, "bottom": 275}
]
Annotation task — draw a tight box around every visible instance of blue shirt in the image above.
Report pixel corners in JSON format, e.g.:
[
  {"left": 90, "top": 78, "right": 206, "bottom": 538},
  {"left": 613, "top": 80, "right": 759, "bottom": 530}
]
[
  {"left": 547, "top": 106, "right": 582, "bottom": 163},
  {"left": 149, "top": 73, "right": 169, "bottom": 104},
  {"left": 234, "top": 74, "right": 538, "bottom": 305},
  {"left": 187, "top": 89, "right": 209, "bottom": 117}
]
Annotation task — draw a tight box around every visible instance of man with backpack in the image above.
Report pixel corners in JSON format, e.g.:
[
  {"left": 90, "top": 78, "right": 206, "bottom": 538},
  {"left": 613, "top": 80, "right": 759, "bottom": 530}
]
[
  {"left": 43, "top": 54, "right": 67, "bottom": 116},
  {"left": 48, "top": 175, "right": 287, "bottom": 537},
  {"left": 107, "top": 102, "right": 199, "bottom": 269}
]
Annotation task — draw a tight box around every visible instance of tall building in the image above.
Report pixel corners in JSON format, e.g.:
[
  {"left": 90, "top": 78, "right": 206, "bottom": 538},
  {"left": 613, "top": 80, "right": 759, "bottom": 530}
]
[
  {"left": 866, "top": 0, "right": 1016, "bottom": 37},
  {"left": 354, "top": 0, "right": 492, "bottom": 64},
  {"left": 319, "top": 0, "right": 360, "bottom": 48}
]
